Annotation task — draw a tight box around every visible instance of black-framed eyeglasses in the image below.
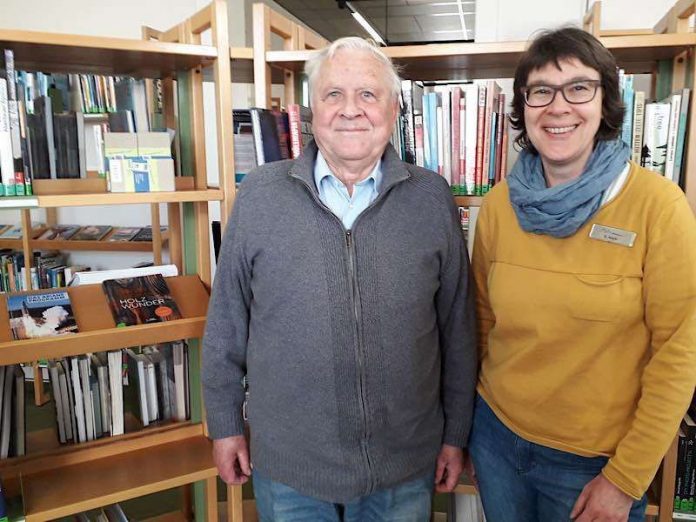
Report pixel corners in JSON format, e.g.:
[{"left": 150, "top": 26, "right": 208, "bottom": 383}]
[{"left": 522, "top": 79, "right": 602, "bottom": 108}]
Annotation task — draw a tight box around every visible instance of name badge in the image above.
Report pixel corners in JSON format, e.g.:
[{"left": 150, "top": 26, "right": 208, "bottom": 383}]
[{"left": 589, "top": 224, "right": 636, "bottom": 247}]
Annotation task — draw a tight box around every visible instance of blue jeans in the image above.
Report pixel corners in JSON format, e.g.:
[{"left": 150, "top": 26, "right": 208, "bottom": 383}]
[
  {"left": 468, "top": 395, "right": 647, "bottom": 522},
  {"left": 253, "top": 471, "right": 434, "bottom": 522}
]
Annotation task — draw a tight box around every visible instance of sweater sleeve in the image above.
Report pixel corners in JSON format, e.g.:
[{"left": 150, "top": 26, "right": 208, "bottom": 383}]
[
  {"left": 202, "top": 191, "right": 253, "bottom": 440},
  {"left": 472, "top": 197, "right": 495, "bottom": 361},
  {"left": 436, "top": 193, "right": 478, "bottom": 448},
  {"left": 603, "top": 194, "right": 696, "bottom": 499}
]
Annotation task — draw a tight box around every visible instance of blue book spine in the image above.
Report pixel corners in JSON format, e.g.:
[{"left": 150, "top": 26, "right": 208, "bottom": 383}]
[
  {"left": 622, "top": 87, "right": 634, "bottom": 148},
  {"left": 427, "top": 93, "right": 439, "bottom": 173}
]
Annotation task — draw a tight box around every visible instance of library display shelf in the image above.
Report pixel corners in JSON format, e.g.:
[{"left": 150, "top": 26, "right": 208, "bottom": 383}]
[{"left": 0, "top": 274, "right": 209, "bottom": 365}]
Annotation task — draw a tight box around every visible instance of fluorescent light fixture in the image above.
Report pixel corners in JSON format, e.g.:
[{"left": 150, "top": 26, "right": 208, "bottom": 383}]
[
  {"left": 431, "top": 12, "right": 474, "bottom": 17},
  {"left": 456, "top": 0, "right": 469, "bottom": 40},
  {"left": 345, "top": 1, "right": 386, "bottom": 45}
]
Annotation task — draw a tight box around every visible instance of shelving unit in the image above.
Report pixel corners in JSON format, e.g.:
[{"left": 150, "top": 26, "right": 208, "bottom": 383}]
[
  {"left": 0, "top": 0, "right": 235, "bottom": 520},
  {"left": 237, "top": 1, "right": 696, "bottom": 521}
]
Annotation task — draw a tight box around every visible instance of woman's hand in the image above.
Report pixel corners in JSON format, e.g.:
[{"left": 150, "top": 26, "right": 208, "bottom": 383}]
[{"left": 571, "top": 474, "right": 633, "bottom": 522}]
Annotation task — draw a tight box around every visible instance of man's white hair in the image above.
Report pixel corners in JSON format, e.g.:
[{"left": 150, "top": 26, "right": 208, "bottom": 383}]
[{"left": 304, "top": 37, "right": 402, "bottom": 105}]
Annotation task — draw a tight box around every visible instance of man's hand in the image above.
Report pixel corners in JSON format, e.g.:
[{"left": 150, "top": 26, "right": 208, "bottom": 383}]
[
  {"left": 571, "top": 473, "right": 634, "bottom": 522},
  {"left": 434, "top": 444, "right": 464, "bottom": 493},
  {"left": 213, "top": 435, "right": 252, "bottom": 485}
]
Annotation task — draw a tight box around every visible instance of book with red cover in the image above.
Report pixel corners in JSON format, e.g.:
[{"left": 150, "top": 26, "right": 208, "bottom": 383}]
[{"left": 102, "top": 274, "right": 181, "bottom": 327}]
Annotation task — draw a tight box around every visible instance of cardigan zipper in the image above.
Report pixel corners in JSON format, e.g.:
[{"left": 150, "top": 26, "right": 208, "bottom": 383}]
[{"left": 346, "top": 229, "right": 374, "bottom": 494}]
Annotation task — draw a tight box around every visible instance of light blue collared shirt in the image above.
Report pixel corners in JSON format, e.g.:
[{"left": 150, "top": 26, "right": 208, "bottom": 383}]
[{"left": 313, "top": 151, "right": 382, "bottom": 230}]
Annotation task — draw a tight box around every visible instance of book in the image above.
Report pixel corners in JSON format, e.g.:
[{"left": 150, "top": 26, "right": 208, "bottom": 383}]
[
  {"left": 131, "top": 226, "right": 167, "bottom": 242},
  {"left": 107, "top": 227, "right": 140, "bottom": 242},
  {"left": 72, "top": 225, "right": 112, "bottom": 241},
  {"left": 7, "top": 289, "right": 78, "bottom": 340},
  {"left": 70, "top": 263, "right": 178, "bottom": 286},
  {"left": 36, "top": 224, "right": 81, "bottom": 241},
  {"left": 102, "top": 273, "right": 182, "bottom": 327}
]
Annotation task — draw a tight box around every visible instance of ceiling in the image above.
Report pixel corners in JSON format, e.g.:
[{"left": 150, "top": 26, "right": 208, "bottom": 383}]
[{"left": 271, "top": 0, "right": 476, "bottom": 45}]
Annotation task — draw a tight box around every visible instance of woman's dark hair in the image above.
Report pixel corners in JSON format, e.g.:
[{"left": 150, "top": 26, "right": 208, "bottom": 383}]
[{"left": 509, "top": 26, "right": 624, "bottom": 153}]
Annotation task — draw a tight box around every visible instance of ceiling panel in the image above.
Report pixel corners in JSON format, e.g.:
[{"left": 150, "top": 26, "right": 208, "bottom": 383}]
[{"left": 271, "top": 0, "right": 476, "bottom": 44}]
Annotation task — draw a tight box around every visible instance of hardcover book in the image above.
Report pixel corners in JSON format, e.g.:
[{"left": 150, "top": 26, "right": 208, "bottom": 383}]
[
  {"left": 7, "top": 289, "right": 78, "bottom": 340},
  {"left": 37, "top": 224, "right": 81, "bottom": 241},
  {"left": 107, "top": 227, "right": 140, "bottom": 242},
  {"left": 102, "top": 274, "right": 181, "bottom": 327},
  {"left": 72, "top": 225, "right": 112, "bottom": 241}
]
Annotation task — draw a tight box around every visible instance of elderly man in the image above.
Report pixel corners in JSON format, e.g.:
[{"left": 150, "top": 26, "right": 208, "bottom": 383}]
[{"left": 202, "top": 37, "right": 477, "bottom": 521}]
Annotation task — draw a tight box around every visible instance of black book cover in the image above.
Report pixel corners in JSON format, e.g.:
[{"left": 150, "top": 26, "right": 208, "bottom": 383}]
[
  {"left": 53, "top": 113, "right": 80, "bottom": 178},
  {"left": 102, "top": 274, "right": 182, "bottom": 327}
]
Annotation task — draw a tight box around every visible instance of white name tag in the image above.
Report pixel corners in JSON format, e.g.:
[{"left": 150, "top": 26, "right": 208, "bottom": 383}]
[{"left": 589, "top": 224, "right": 636, "bottom": 247}]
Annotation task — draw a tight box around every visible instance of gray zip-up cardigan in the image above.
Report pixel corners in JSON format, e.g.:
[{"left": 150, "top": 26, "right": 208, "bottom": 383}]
[{"left": 202, "top": 141, "right": 477, "bottom": 503}]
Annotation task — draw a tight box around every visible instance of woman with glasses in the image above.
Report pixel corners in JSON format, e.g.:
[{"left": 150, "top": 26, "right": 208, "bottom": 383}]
[{"left": 468, "top": 26, "right": 696, "bottom": 522}]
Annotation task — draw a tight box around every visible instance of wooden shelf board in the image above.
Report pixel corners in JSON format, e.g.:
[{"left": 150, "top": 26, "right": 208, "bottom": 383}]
[
  {"left": 0, "top": 236, "right": 168, "bottom": 252},
  {"left": 454, "top": 195, "right": 483, "bottom": 207},
  {"left": 22, "top": 434, "right": 216, "bottom": 521},
  {"left": 0, "top": 29, "right": 217, "bottom": 77},
  {"left": 35, "top": 189, "right": 222, "bottom": 208},
  {"left": 266, "top": 33, "right": 696, "bottom": 80},
  {"left": 143, "top": 511, "right": 189, "bottom": 522},
  {"left": 0, "top": 274, "right": 209, "bottom": 365}
]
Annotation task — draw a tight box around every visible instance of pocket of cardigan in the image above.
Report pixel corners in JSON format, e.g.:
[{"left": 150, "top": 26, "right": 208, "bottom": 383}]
[{"left": 566, "top": 274, "right": 625, "bottom": 322}]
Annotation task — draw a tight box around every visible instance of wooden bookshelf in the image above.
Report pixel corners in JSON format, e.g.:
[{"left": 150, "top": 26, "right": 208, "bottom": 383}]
[
  {"left": 264, "top": 33, "right": 696, "bottom": 81},
  {"left": 0, "top": 29, "right": 217, "bottom": 77},
  {"left": 0, "top": 274, "right": 208, "bottom": 364},
  {"left": 21, "top": 433, "right": 216, "bottom": 521}
]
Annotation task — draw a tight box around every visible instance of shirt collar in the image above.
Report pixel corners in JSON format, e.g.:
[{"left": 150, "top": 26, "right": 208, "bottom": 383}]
[{"left": 314, "top": 150, "right": 382, "bottom": 193}]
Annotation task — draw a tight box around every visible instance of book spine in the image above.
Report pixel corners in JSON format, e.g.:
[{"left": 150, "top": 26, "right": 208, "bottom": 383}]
[
  {"left": 475, "top": 84, "right": 487, "bottom": 195},
  {"left": 0, "top": 78, "right": 14, "bottom": 196},
  {"left": 494, "top": 93, "right": 505, "bottom": 185},
  {"left": 451, "top": 87, "right": 461, "bottom": 194},
  {"left": 631, "top": 91, "right": 645, "bottom": 164},
  {"left": 400, "top": 80, "right": 416, "bottom": 165},
  {"left": 414, "top": 115, "right": 424, "bottom": 167},
  {"left": 664, "top": 94, "right": 682, "bottom": 183}
]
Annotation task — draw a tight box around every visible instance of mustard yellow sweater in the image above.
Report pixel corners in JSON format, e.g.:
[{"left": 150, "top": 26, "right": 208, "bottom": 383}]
[{"left": 472, "top": 163, "right": 696, "bottom": 499}]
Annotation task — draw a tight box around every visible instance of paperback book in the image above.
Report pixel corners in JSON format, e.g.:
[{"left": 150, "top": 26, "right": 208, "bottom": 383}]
[
  {"left": 7, "top": 289, "right": 78, "bottom": 339},
  {"left": 102, "top": 274, "right": 181, "bottom": 327}
]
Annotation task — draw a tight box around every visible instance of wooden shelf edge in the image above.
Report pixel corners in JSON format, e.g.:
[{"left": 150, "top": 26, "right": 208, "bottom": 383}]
[
  {"left": 0, "top": 317, "right": 205, "bottom": 365},
  {"left": 0, "top": 423, "right": 204, "bottom": 479},
  {"left": 0, "top": 28, "right": 217, "bottom": 58},
  {"left": 36, "top": 189, "right": 223, "bottom": 208},
  {"left": 454, "top": 195, "right": 484, "bottom": 206},
  {"left": 0, "top": 236, "right": 169, "bottom": 252},
  {"left": 22, "top": 434, "right": 217, "bottom": 521}
]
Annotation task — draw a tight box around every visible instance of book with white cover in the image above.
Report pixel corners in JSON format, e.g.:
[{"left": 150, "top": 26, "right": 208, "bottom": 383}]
[
  {"left": 107, "top": 350, "right": 124, "bottom": 436},
  {"left": 69, "top": 264, "right": 178, "bottom": 286}
]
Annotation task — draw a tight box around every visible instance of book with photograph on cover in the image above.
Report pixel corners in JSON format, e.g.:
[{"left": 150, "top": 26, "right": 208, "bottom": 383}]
[
  {"left": 7, "top": 289, "right": 78, "bottom": 340},
  {"left": 102, "top": 274, "right": 182, "bottom": 327}
]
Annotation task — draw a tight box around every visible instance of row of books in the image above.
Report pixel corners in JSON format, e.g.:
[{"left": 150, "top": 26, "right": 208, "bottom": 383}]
[
  {"left": 232, "top": 104, "right": 313, "bottom": 182},
  {"left": 0, "top": 224, "right": 165, "bottom": 242},
  {"left": 0, "top": 251, "right": 85, "bottom": 294},
  {"left": 1, "top": 49, "right": 157, "bottom": 195},
  {"left": 395, "top": 80, "right": 508, "bottom": 196},
  {"left": 45, "top": 342, "right": 189, "bottom": 447},
  {"left": 0, "top": 365, "right": 24, "bottom": 460},
  {"left": 619, "top": 71, "right": 690, "bottom": 186},
  {"left": 675, "top": 414, "right": 696, "bottom": 517}
]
